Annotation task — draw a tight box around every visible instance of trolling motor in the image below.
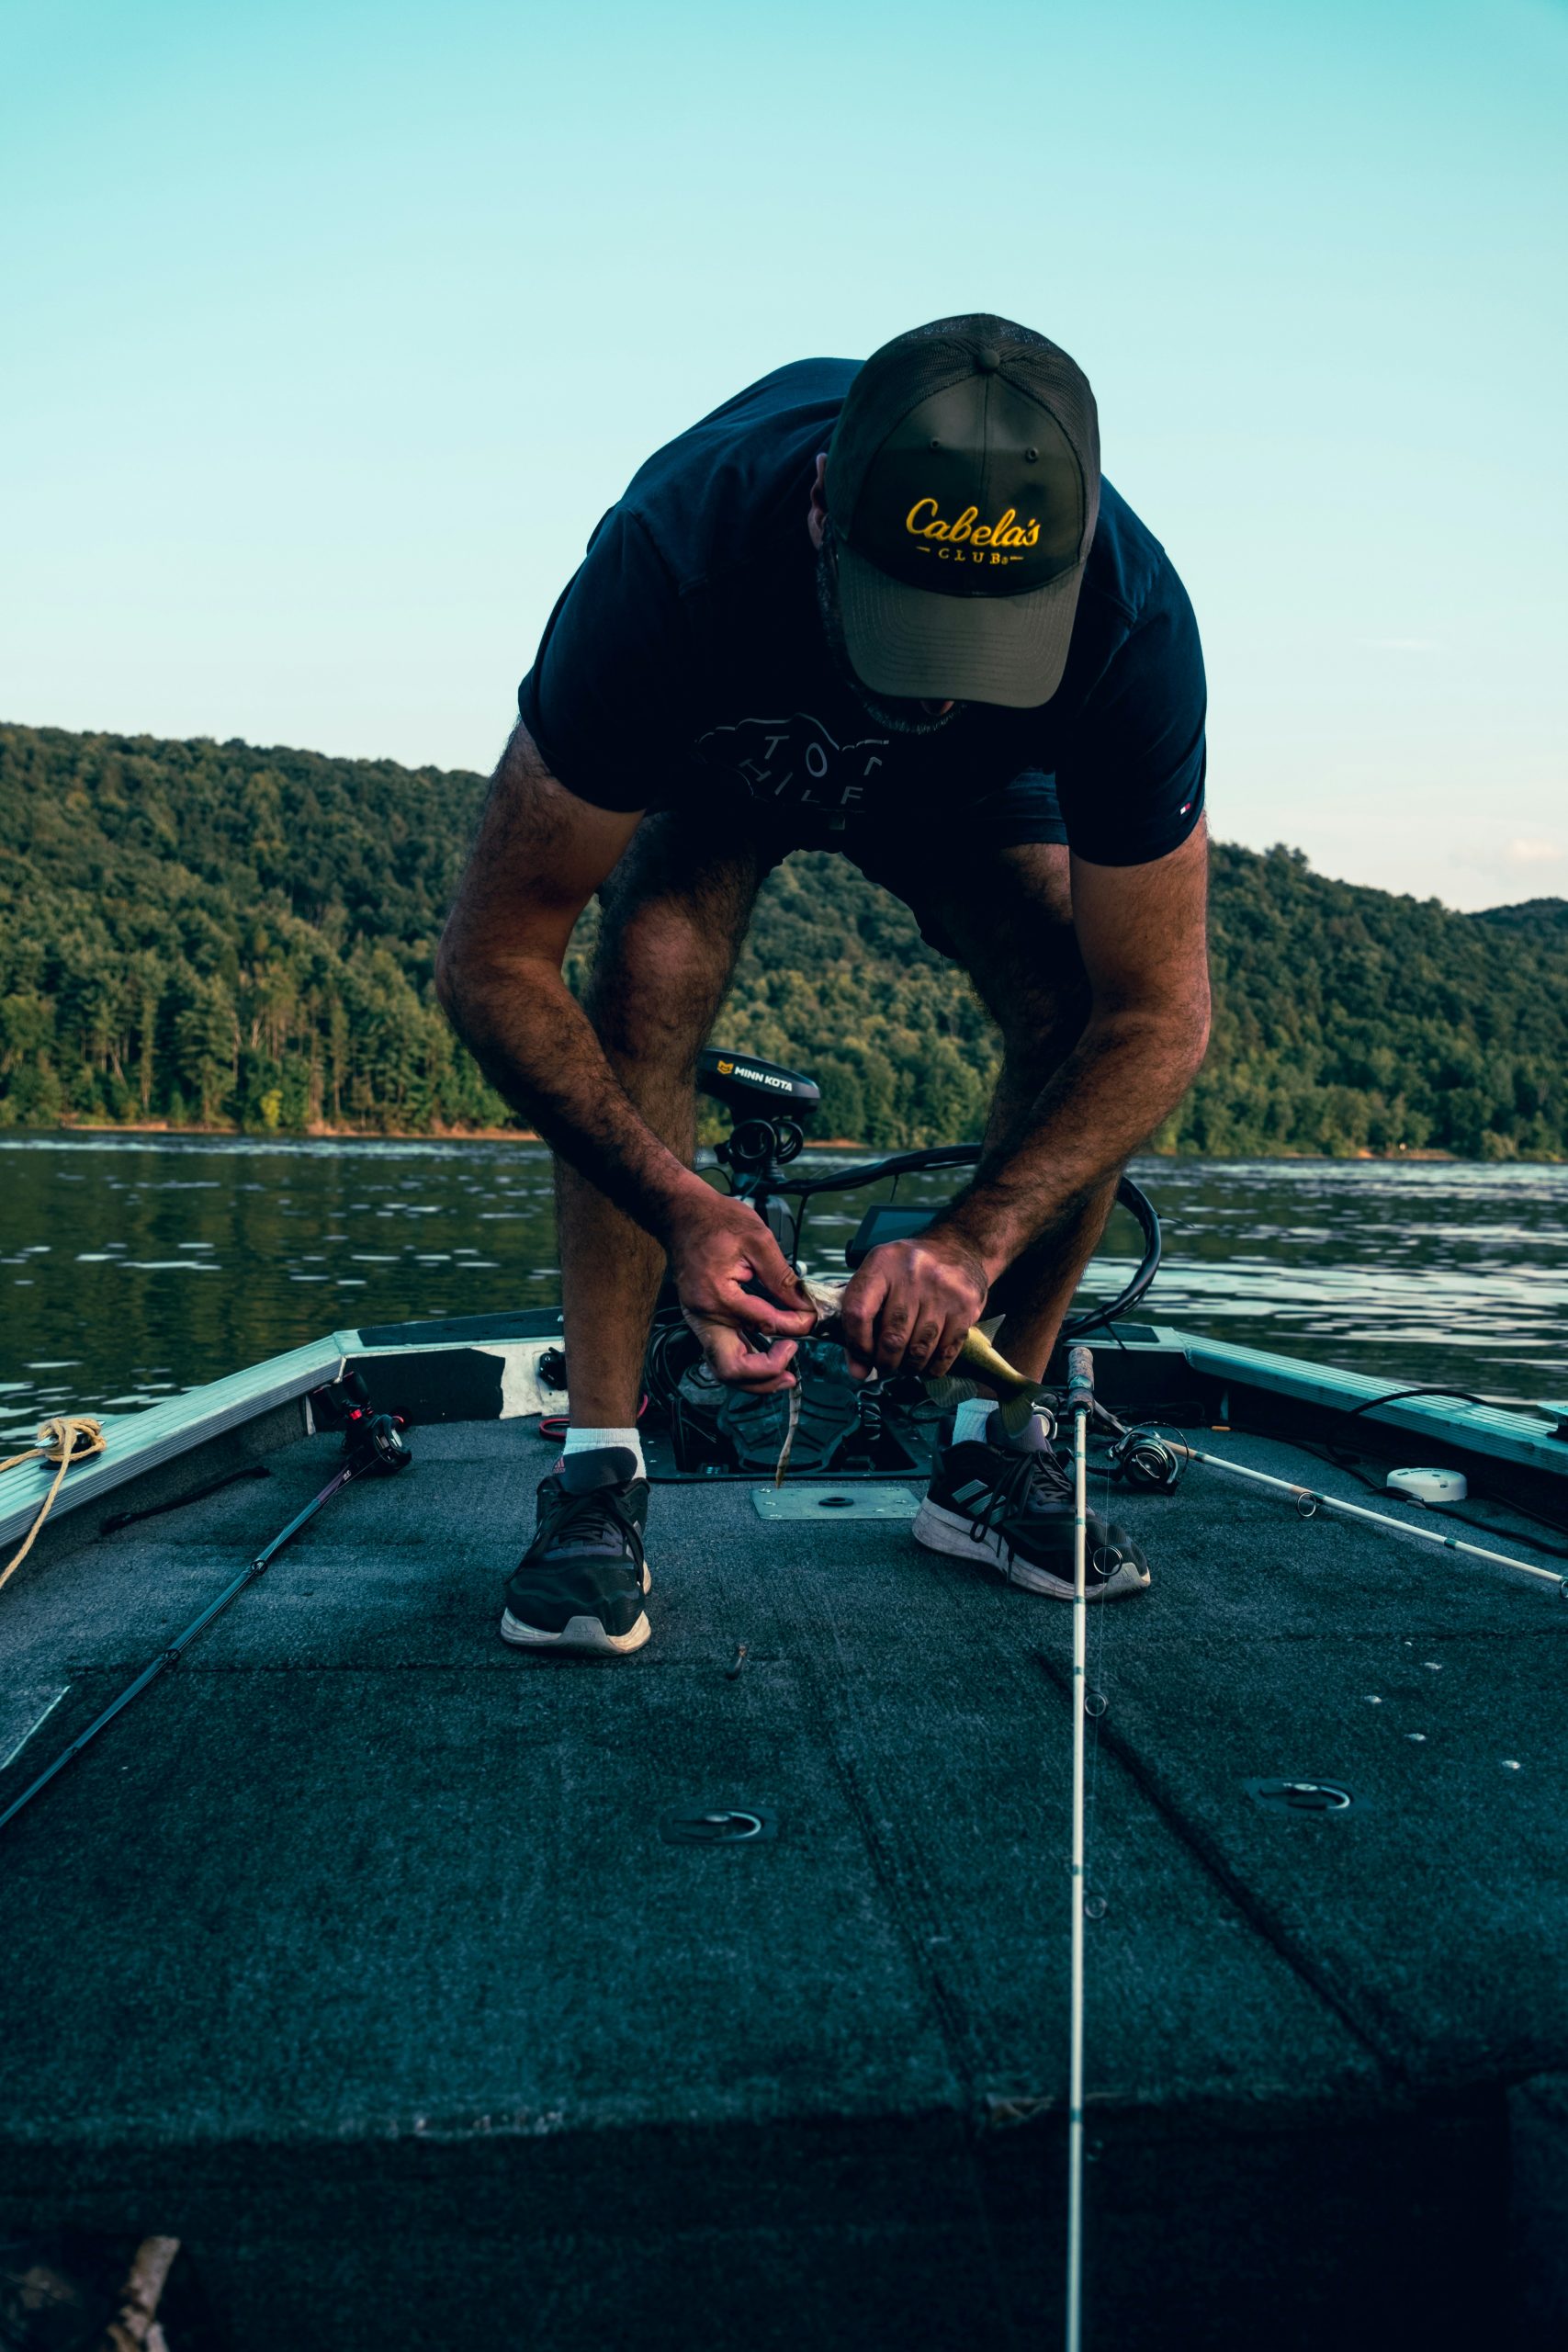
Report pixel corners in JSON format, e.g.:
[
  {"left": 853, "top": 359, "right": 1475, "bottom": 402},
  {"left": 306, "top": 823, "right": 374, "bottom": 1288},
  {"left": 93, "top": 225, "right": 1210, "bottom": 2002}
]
[
  {"left": 698, "top": 1048, "right": 821, "bottom": 1251},
  {"left": 637, "top": 1047, "right": 1168, "bottom": 1477},
  {"left": 0, "top": 1381, "right": 413, "bottom": 1839}
]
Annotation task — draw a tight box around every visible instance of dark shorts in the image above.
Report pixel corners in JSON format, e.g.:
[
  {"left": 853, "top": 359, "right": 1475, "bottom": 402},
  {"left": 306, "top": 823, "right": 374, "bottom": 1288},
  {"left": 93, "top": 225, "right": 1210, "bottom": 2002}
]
[{"left": 750, "top": 767, "right": 1068, "bottom": 962}]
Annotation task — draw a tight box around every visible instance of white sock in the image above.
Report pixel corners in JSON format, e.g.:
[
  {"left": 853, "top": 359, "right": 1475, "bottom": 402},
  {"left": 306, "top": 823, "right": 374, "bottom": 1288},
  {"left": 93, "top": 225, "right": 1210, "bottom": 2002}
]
[
  {"left": 953, "top": 1397, "right": 996, "bottom": 1446},
  {"left": 563, "top": 1423, "right": 646, "bottom": 1477}
]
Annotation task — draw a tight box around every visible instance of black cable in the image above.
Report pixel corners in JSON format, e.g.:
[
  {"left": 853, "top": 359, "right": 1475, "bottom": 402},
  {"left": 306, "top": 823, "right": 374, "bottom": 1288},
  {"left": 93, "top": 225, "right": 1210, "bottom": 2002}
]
[
  {"left": 1307, "top": 1385, "right": 1568, "bottom": 1538},
  {"left": 789, "top": 1193, "right": 808, "bottom": 1266},
  {"left": 751, "top": 1143, "right": 1162, "bottom": 1340},
  {"left": 1427, "top": 1499, "right": 1568, "bottom": 1558},
  {"left": 769, "top": 1143, "right": 986, "bottom": 1198},
  {"left": 1291, "top": 1382, "right": 1568, "bottom": 1557},
  {"left": 99, "top": 1463, "right": 272, "bottom": 1535},
  {"left": 1294, "top": 1438, "right": 1568, "bottom": 1560},
  {"left": 1341, "top": 1384, "right": 1498, "bottom": 1420},
  {"left": 1061, "top": 1172, "right": 1162, "bottom": 1339}
]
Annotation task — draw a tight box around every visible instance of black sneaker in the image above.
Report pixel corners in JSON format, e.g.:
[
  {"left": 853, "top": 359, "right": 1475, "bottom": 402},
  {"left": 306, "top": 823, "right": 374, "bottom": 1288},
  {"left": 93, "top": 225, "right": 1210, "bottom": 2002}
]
[
  {"left": 501, "top": 1447, "right": 652, "bottom": 1655},
  {"left": 913, "top": 1408, "right": 1150, "bottom": 1600}
]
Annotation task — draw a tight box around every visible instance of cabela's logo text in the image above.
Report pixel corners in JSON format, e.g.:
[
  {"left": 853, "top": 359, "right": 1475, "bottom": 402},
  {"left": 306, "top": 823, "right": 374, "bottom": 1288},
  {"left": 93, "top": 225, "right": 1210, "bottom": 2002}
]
[{"left": 904, "top": 499, "right": 1039, "bottom": 562}]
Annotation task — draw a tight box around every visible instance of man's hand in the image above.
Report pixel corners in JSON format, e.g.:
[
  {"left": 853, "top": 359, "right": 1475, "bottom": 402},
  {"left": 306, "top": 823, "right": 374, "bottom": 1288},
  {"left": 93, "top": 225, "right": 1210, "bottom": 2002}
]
[
  {"left": 838, "top": 1232, "right": 988, "bottom": 1382},
  {"left": 670, "top": 1197, "right": 818, "bottom": 1395}
]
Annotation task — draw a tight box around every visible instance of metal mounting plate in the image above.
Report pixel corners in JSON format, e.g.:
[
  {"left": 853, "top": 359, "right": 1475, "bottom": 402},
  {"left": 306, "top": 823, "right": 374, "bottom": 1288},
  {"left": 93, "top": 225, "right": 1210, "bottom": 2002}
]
[{"left": 752, "top": 1484, "right": 920, "bottom": 1521}]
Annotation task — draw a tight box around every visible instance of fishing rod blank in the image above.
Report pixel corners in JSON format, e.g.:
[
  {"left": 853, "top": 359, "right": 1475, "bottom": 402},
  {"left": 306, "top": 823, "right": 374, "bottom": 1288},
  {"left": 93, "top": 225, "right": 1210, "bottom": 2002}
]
[
  {"left": 1160, "top": 1442, "right": 1565, "bottom": 1589},
  {"left": 1064, "top": 1343, "right": 1095, "bottom": 2352},
  {"left": 0, "top": 1411, "right": 412, "bottom": 1838}
]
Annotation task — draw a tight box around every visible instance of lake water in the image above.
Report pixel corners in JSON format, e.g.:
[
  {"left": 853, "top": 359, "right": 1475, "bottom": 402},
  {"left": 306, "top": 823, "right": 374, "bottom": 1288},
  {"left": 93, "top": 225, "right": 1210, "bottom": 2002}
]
[{"left": 2, "top": 1136, "right": 1565, "bottom": 1439}]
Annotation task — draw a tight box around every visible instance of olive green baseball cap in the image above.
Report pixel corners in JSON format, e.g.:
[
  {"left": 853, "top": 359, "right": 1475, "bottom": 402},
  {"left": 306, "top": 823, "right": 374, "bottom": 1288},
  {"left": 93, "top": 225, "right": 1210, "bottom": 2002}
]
[{"left": 824, "top": 313, "right": 1100, "bottom": 709}]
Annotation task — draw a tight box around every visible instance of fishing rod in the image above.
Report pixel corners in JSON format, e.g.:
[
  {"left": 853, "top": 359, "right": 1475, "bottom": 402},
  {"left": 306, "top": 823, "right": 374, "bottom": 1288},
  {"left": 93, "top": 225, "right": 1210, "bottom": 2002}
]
[
  {"left": 0, "top": 1404, "right": 412, "bottom": 1838},
  {"left": 1151, "top": 1439, "right": 1565, "bottom": 1590},
  {"left": 778, "top": 1287, "right": 1100, "bottom": 2348},
  {"left": 1064, "top": 1342, "right": 1094, "bottom": 2352}
]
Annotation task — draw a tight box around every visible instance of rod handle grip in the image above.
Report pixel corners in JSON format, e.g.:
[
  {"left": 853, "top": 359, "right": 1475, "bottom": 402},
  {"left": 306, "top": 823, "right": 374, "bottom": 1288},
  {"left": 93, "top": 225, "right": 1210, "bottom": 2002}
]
[{"left": 1066, "top": 1345, "right": 1095, "bottom": 1418}]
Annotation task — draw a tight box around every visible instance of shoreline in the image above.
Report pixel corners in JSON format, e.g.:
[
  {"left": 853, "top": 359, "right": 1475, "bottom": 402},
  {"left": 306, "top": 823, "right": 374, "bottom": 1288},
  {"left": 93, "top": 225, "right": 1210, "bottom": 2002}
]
[{"left": 8, "top": 1121, "right": 1518, "bottom": 1164}]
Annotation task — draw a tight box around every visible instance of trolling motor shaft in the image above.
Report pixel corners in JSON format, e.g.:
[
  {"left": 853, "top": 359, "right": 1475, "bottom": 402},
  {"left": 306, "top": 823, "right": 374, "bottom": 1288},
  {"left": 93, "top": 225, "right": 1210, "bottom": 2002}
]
[{"left": 0, "top": 1408, "right": 412, "bottom": 1840}]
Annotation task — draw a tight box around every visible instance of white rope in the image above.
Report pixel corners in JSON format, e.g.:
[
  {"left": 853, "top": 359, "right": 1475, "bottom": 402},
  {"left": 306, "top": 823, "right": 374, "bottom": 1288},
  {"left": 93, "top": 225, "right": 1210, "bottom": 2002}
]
[{"left": 0, "top": 1415, "right": 107, "bottom": 1592}]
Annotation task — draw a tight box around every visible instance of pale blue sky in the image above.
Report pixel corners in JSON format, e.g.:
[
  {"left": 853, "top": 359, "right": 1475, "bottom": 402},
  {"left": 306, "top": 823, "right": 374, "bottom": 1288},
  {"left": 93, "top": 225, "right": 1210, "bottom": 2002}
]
[{"left": 3, "top": 0, "right": 1563, "bottom": 906}]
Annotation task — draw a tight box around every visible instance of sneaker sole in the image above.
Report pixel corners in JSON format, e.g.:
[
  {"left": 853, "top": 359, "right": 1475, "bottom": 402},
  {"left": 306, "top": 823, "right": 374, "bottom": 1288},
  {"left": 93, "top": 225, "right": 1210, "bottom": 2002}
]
[
  {"left": 912, "top": 1500, "right": 1149, "bottom": 1600},
  {"left": 499, "top": 1563, "right": 653, "bottom": 1655}
]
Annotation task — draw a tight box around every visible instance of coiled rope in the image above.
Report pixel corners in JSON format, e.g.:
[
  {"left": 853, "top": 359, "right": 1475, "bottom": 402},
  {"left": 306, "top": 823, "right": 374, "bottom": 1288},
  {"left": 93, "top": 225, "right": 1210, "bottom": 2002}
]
[{"left": 0, "top": 1415, "right": 107, "bottom": 1591}]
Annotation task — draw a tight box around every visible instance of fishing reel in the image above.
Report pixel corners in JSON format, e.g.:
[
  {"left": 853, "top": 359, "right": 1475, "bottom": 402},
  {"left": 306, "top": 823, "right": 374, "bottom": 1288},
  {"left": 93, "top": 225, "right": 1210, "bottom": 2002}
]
[
  {"left": 1106, "top": 1426, "right": 1184, "bottom": 1495},
  {"left": 344, "top": 1408, "right": 413, "bottom": 1476},
  {"left": 310, "top": 1374, "right": 412, "bottom": 1474}
]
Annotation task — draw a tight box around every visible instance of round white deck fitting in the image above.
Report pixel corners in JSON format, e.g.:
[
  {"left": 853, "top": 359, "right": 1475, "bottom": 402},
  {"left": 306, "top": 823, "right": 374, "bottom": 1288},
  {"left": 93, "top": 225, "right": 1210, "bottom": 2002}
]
[{"left": 1386, "top": 1466, "right": 1468, "bottom": 1505}]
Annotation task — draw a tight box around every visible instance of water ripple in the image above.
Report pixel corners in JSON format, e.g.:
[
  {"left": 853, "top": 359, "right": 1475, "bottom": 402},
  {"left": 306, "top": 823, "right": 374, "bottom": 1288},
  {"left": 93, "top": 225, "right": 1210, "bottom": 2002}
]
[{"left": 0, "top": 1136, "right": 1563, "bottom": 1423}]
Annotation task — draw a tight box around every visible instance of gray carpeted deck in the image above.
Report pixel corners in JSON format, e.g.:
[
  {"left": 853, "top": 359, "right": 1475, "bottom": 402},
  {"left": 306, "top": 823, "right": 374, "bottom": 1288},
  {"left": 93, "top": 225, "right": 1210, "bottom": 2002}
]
[{"left": 1, "top": 1413, "right": 1564, "bottom": 2347}]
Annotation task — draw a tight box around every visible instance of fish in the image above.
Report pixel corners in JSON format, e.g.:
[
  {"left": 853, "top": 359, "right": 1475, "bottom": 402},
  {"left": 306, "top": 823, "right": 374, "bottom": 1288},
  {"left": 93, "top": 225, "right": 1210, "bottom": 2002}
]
[{"left": 775, "top": 1281, "right": 1043, "bottom": 1485}]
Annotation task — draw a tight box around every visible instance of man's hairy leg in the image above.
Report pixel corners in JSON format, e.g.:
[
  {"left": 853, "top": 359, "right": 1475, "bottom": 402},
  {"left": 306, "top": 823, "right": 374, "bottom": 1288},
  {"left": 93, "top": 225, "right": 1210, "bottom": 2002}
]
[
  {"left": 437, "top": 730, "right": 811, "bottom": 1395},
  {"left": 979, "top": 1070, "right": 1122, "bottom": 1385},
  {"left": 915, "top": 842, "right": 1115, "bottom": 1383},
  {"left": 556, "top": 817, "right": 765, "bottom": 1428}
]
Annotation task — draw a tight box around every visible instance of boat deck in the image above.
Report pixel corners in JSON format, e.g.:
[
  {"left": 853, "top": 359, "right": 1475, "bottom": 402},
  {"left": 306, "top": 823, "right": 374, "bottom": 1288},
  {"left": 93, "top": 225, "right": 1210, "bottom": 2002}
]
[{"left": 2, "top": 1401, "right": 1566, "bottom": 2347}]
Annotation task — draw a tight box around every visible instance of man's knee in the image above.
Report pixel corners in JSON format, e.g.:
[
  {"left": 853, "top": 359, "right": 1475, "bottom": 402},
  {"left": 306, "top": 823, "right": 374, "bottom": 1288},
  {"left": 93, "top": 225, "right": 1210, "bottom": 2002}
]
[
  {"left": 996, "top": 977, "right": 1090, "bottom": 1088},
  {"left": 586, "top": 820, "right": 761, "bottom": 1074},
  {"left": 585, "top": 898, "right": 739, "bottom": 1071},
  {"left": 929, "top": 851, "right": 1087, "bottom": 1034},
  {"left": 984, "top": 900, "right": 1087, "bottom": 1020}
]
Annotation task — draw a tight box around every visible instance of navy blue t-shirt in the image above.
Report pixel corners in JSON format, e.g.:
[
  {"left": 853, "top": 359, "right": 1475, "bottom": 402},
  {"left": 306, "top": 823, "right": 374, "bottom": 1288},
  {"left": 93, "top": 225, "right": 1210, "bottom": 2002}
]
[{"left": 519, "top": 359, "right": 1206, "bottom": 866}]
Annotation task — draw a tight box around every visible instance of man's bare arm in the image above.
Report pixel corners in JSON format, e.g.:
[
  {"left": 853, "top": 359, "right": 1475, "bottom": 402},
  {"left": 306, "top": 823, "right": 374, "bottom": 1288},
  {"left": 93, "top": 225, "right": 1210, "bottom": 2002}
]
[
  {"left": 435, "top": 729, "right": 682, "bottom": 1226},
  {"left": 935, "top": 820, "right": 1212, "bottom": 1283},
  {"left": 435, "top": 728, "right": 812, "bottom": 1383},
  {"left": 837, "top": 822, "right": 1211, "bottom": 1382}
]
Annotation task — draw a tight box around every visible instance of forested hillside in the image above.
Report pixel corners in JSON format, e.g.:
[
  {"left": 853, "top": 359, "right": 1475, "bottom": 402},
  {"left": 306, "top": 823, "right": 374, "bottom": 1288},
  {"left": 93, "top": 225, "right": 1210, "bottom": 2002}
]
[{"left": 2, "top": 721, "right": 1563, "bottom": 1157}]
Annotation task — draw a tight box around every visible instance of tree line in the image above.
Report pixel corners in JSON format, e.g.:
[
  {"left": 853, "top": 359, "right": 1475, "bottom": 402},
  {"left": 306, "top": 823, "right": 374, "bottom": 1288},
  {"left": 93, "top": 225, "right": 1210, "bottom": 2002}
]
[{"left": 1, "top": 720, "right": 1563, "bottom": 1158}]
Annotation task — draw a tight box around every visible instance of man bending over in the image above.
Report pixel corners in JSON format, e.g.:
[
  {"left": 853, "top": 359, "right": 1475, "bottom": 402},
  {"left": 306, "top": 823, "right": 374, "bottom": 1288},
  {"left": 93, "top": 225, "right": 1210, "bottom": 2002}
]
[{"left": 437, "top": 313, "right": 1211, "bottom": 1655}]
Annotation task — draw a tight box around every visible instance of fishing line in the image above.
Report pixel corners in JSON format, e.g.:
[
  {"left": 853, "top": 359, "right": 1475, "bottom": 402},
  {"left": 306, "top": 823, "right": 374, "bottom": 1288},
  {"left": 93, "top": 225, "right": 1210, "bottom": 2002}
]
[
  {"left": 1080, "top": 1412, "right": 1122, "bottom": 1908},
  {"left": 1057, "top": 1351, "right": 1156, "bottom": 2352},
  {"left": 1063, "top": 1344, "right": 1096, "bottom": 2352},
  {"left": 1081, "top": 1560, "right": 1110, "bottom": 1884}
]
